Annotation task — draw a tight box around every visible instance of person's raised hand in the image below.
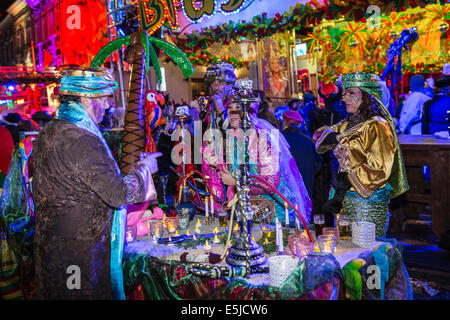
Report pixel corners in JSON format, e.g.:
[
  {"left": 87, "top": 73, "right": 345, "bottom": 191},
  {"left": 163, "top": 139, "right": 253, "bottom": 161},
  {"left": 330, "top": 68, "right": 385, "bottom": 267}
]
[{"left": 137, "top": 152, "right": 162, "bottom": 174}]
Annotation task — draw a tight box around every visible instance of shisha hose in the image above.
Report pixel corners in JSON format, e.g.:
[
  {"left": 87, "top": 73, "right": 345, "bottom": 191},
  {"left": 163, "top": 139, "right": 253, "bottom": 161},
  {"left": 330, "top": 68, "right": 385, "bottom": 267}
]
[
  {"left": 176, "top": 169, "right": 223, "bottom": 204},
  {"left": 249, "top": 175, "right": 315, "bottom": 243}
]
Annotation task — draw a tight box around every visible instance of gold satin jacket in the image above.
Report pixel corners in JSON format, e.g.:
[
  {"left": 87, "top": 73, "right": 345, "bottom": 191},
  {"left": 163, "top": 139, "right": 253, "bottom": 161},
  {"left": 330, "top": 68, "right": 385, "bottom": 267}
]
[{"left": 313, "top": 116, "right": 397, "bottom": 199}]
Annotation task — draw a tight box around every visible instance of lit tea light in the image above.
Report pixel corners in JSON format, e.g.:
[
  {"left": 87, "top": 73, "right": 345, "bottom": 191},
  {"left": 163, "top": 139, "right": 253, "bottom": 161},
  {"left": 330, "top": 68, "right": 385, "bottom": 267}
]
[
  {"left": 194, "top": 225, "right": 201, "bottom": 234},
  {"left": 234, "top": 222, "right": 240, "bottom": 231},
  {"left": 175, "top": 230, "right": 179, "bottom": 236},
  {"left": 126, "top": 231, "right": 133, "bottom": 242},
  {"left": 264, "top": 238, "right": 269, "bottom": 244},
  {"left": 213, "top": 226, "right": 219, "bottom": 234},
  {"left": 267, "top": 231, "right": 271, "bottom": 238},
  {"left": 204, "top": 240, "right": 211, "bottom": 250},
  {"left": 196, "top": 218, "right": 202, "bottom": 228},
  {"left": 213, "top": 234, "right": 220, "bottom": 244},
  {"left": 168, "top": 222, "right": 175, "bottom": 233},
  {"left": 186, "top": 230, "right": 190, "bottom": 236}
]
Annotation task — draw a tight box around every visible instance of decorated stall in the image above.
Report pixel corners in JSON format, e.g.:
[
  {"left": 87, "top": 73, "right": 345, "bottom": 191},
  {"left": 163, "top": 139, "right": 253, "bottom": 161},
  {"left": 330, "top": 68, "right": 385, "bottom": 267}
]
[{"left": 0, "top": 0, "right": 428, "bottom": 301}]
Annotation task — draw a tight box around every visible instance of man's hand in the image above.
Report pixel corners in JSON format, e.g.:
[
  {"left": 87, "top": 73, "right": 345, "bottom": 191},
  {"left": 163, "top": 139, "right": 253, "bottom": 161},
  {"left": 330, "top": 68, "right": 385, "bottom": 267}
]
[
  {"left": 137, "top": 152, "right": 162, "bottom": 174},
  {"left": 219, "top": 167, "right": 236, "bottom": 186}
]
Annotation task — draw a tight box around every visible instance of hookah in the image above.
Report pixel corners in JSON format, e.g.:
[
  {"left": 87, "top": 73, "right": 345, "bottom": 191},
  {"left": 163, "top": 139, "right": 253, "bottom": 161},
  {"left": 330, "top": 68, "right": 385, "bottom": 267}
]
[{"left": 224, "top": 79, "right": 266, "bottom": 278}]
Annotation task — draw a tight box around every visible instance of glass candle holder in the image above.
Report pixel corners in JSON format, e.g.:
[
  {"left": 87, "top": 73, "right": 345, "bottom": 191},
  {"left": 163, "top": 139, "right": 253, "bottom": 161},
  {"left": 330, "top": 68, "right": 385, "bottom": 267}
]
[
  {"left": 352, "top": 221, "right": 376, "bottom": 248},
  {"left": 288, "top": 232, "right": 308, "bottom": 255},
  {"left": 317, "top": 235, "right": 337, "bottom": 254},
  {"left": 178, "top": 214, "right": 190, "bottom": 230},
  {"left": 125, "top": 225, "right": 136, "bottom": 243},
  {"left": 150, "top": 220, "right": 164, "bottom": 239},
  {"left": 268, "top": 255, "right": 299, "bottom": 287},
  {"left": 323, "top": 227, "right": 340, "bottom": 244},
  {"left": 294, "top": 240, "right": 314, "bottom": 260},
  {"left": 165, "top": 216, "right": 179, "bottom": 233}
]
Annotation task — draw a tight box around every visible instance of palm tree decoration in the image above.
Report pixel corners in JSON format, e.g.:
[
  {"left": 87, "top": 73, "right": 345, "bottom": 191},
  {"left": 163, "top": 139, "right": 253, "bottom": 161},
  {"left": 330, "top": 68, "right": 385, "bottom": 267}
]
[
  {"left": 336, "top": 21, "right": 369, "bottom": 62},
  {"left": 423, "top": 3, "right": 450, "bottom": 48},
  {"left": 374, "top": 11, "right": 410, "bottom": 51},
  {"left": 303, "top": 27, "right": 330, "bottom": 64}
]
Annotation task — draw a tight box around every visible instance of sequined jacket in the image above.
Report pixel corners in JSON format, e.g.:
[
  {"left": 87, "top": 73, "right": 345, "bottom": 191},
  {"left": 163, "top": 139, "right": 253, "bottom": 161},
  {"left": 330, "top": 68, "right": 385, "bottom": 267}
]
[{"left": 32, "top": 119, "right": 151, "bottom": 299}]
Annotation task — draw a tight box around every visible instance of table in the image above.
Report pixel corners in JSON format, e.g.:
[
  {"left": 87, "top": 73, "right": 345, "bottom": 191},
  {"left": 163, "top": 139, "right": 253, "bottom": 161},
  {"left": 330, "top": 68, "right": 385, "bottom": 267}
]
[
  {"left": 398, "top": 134, "right": 450, "bottom": 238},
  {"left": 122, "top": 216, "right": 413, "bottom": 300}
]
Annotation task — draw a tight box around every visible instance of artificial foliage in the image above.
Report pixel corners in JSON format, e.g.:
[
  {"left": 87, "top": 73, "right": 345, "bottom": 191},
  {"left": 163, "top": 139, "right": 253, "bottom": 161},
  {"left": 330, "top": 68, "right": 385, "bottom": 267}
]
[{"left": 165, "top": 0, "right": 448, "bottom": 77}]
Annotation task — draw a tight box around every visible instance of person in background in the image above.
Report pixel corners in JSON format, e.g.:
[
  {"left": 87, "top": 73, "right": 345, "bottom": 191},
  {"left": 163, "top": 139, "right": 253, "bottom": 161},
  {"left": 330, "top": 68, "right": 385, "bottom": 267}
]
[
  {"left": 422, "top": 75, "right": 450, "bottom": 134},
  {"left": 282, "top": 110, "right": 322, "bottom": 198},
  {"left": 298, "top": 91, "right": 317, "bottom": 137},
  {"left": 424, "top": 77, "right": 435, "bottom": 99},
  {"left": 399, "top": 74, "right": 432, "bottom": 134},
  {"left": 254, "top": 90, "right": 280, "bottom": 130},
  {"left": 0, "top": 125, "right": 14, "bottom": 187},
  {"left": 274, "top": 98, "right": 299, "bottom": 123},
  {"left": 31, "top": 111, "right": 52, "bottom": 130},
  {"left": 0, "top": 113, "right": 22, "bottom": 145}
]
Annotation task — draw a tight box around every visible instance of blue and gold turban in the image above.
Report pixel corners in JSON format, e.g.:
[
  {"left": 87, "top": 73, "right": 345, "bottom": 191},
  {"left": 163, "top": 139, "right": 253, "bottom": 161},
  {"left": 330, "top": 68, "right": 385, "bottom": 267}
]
[{"left": 59, "top": 67, "right": 118, "bottom": 98}]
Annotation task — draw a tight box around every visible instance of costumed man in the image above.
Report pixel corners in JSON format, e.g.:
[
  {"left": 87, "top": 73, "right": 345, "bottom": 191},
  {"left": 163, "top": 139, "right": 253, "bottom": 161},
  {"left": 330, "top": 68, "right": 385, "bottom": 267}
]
[
  {"left": 216, "top": 80, "right": 312, "bottom": 226},
  {"left": 32, "top": 67, "right": 161, "bottom": 299},
  {"left": 200, "top": 62, "right": 237, "bottom": 214},
  {"left": 313, "top": 73, "right": 408, "bottom": 238}
]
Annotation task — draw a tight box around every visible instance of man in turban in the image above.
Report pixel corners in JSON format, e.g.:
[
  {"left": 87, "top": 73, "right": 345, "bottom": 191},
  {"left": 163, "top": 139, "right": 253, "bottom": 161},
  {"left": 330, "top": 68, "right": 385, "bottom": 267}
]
[{"left": 32, "top": 67, "right": 161, "bottom": 299}]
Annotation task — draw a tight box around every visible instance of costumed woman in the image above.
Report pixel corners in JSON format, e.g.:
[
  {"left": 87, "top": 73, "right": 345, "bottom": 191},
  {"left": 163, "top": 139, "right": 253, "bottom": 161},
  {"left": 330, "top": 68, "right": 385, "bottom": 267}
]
[
  {"left": 217, "top": 80, "right": 312, "bottom": 226},
  {"left": 31, "top": 67, "right": 161, "bottom": 299},
  {"left": 313, "top": 73, "right": 408, "bottom": 238},
  {"left": 200, "top": 62, "right": 237, "bottom": 214}
]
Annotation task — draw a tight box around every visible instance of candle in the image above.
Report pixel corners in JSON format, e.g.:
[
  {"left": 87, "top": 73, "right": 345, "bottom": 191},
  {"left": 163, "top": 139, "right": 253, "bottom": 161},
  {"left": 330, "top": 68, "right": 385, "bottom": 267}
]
[
  {"left": 213, "top": 226, "right": 219, "bottom": 234},
  {"left": 205, "top": 197, "right": 209, "bottom": 218},
  {"left": 213, "top": 235, "right": 220, "bottom": 244},
  {"left": 284, "top": 202, "right": 289, "bottom": 228},
  {"left": 186, "top": 230, "right": 190, "bottom": 236},
  {"left": 276, "top": 218, "right": 283, "bottom": 254},
  {"left": 295, "top": 204, "right": 300, "bottom": 229},
  {"left": 195, "top": 225, "right": 201, "bottom": 234},
  {"left": 196, "top": 218, "right": 201, "bottom": 228},
  {"left": 175, "top": 230, "right": 179, "bottom": 236},
  {"left": 275, "top": 218, "right": 279, "bottom": 247},
  {"left": 210, "top": 195, "right": 214, "bottom": 217},
  {"left": 264, "top": 238, "right": 268, "bottom": 244},
  {"left": 126, "top": 231, "right": 133, "bottom": 242},
  {"left": 204, "top": 240, "right": 211, "bottom": 250},
  {"left": 168, "top": 222, "right": 175, "bottom": 233}
]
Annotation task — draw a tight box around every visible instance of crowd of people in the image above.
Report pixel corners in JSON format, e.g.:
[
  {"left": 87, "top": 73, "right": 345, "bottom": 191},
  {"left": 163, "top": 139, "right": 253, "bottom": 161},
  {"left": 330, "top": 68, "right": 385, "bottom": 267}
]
[{"left": 0, "top": 61, "right": 449, "bottom": 300}]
